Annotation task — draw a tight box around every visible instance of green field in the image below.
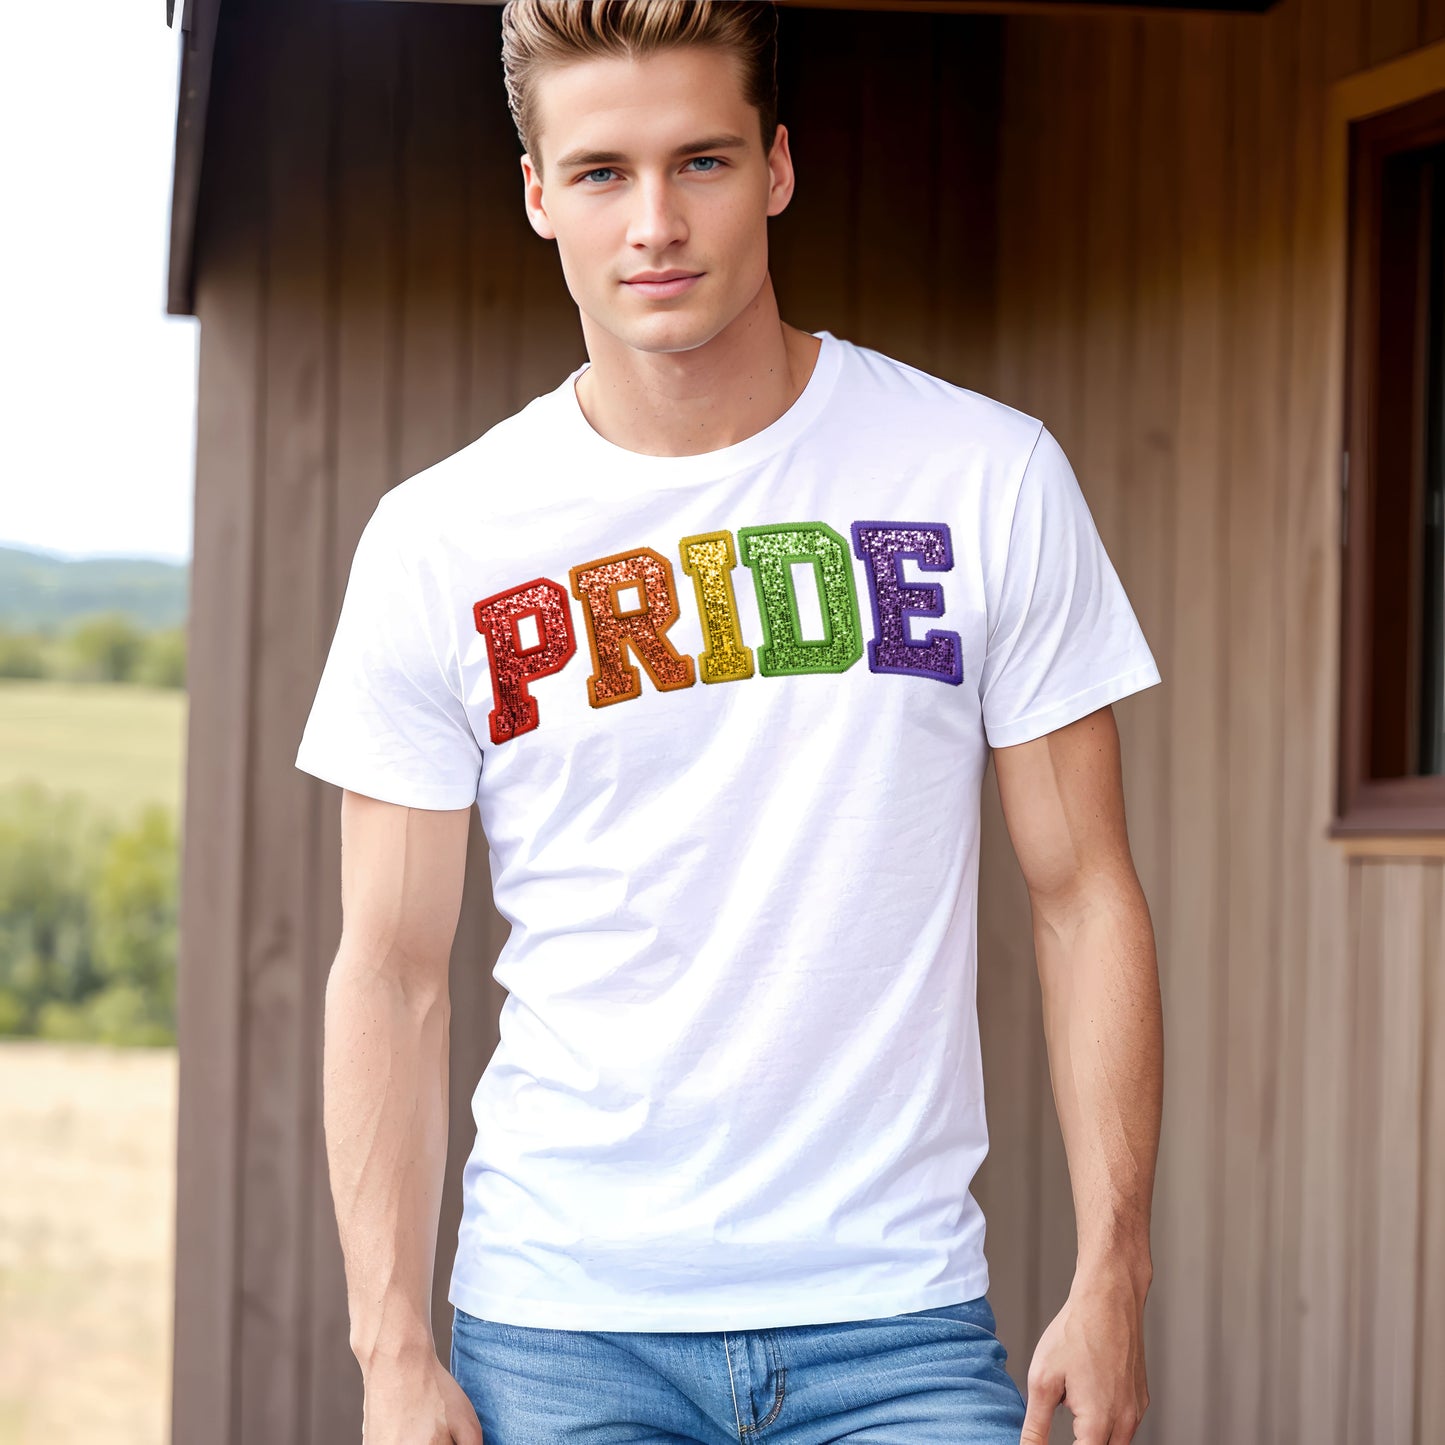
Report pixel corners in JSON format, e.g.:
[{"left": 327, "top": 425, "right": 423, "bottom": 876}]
[{"left": 0, "top": 679, "right": 186, "bottom": 822}]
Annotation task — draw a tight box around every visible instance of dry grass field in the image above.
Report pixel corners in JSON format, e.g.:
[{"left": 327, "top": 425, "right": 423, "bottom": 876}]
[{"left": 0, "top": 1039, "right": 176, "bottom": 1445}]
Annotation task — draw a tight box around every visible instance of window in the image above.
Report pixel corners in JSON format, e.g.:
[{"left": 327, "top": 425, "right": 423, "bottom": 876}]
[{"left": 1336, "top": 83, "right": 1445, "bottom": 836}]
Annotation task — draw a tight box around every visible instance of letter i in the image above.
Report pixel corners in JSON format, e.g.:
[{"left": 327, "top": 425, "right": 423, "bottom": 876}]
[{"left": 678, "top": 531, "right": 754, "bottom": 684}]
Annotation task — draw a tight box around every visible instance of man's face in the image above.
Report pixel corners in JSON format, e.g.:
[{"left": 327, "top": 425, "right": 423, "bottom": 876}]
[{"left": 520, "top": 45, "right": 793, "bottom": 358}]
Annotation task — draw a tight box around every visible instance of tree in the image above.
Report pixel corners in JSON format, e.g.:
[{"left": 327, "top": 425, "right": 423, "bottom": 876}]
[
  {"left": 65, "top": 612, "right": 147, "bottom": 683},
  {"left": 136, "top": 625, "right": 187, "bottom": 689},
  {"left": 0, "top": 628, "right": 45, "bottom": 679}
]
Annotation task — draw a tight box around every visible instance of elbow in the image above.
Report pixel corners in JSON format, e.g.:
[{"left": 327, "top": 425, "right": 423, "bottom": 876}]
[{"left": 328, "top": 934, "right": 451, "bottom": 1017}]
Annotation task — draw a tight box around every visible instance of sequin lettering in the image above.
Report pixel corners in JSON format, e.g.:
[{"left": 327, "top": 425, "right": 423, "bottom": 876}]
[
  {"left": 736, "top": 523, "right": 863, "bottom": 677},
  {"left": 851, "top": 521, "right": 963, "bottom": 685},
  {"left": 678, "top": 531, "right": 755, "bottom": 685},
  {"left": 472, "top": 516, "right": 973, "bottom": 744},
  {"left": 473, "top": 578, "right": 578, "bottom": 744},
  {"left": 569, "top": 549, "right": 697, "bottom": 707}
]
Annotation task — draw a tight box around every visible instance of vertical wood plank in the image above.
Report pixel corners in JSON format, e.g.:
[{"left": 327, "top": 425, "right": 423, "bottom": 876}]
[
  {"left": 1151, "top": 18, "right": 1230, "bottom": 1445},
  {"left": 1426, "top": 0, "right": 1445, "bottom": 45},
  {"left": 302, "top": 7, "right": 403, "bottom": 1438},
  {"left": 977, "top": 15, "right": 1052, "bottom": 1394},
  {"left": 1326, "top": 0, "right": 1372, "bottom": 80},
  {"left": 1291, "top": 3, "right": 1360, "bottom": 1441},
  {"left": 1345, "top": 861, "right": 1387, "bottom": 1439},
  {"left": 1367, "top": 0, "right": 1422, "bottom": 66},
  {"left": 1369, "top": 864, "right": 1428, "bottom": 1443},
  {"left": 1068, "top": 17, "right": 1133, "bottom": 548},
  {"left": 171, "top": 4, "right": 267, "bottom": 1441},
  {"left": 397, "top": 4, "right": 473, "bottom": 481},
  {"left": 1416, "top": 863, "right": 1445, "bottom": 1439},
  {"left": 1217, "top": 17, "right": 1286, "bottom": 1443},
  {"left": 930, "top": 16, "right": 1002, "bottom": 394},
  {"left": 769, "top": 7, "right": 860, "bottom": 336},
  {"left": 239, "top": 1, "right": 334, "bottom": 1441},
  {"left": 1032, "top": 28, "right": 1106, "bottom": 1411},
  {"left": 466, "top": 3, "right": 531, "bottom": 433},
  {"left": 1252, "top": 10, "right": 1301, "bottom": 1443},
  {"left": 855, "top": 8, "right": 935, "bottom": 364},
  {"left": 1117, "top": 21, "right": 1182, "bottom": 1437},
  {"left": 1271, "top": 2, "right": 1346, "bottom": 1442}
]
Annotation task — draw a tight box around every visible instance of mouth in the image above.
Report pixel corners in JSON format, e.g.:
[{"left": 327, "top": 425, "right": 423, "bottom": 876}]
[{"left": 621, "top": 272, "right": 703, "bottom": 299}]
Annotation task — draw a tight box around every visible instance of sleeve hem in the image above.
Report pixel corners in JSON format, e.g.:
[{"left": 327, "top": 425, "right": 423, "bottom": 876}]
[
  {"left": 294, "top": 749, "right": 478, "bottom": 811},
  {"left": 984, "top": 660, "right": 1162, "bottom": 749}
]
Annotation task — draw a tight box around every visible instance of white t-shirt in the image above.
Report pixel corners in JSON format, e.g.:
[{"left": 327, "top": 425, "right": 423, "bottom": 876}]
[{"left": 294, "top": 329, "right": 1161, "bottom": 1332}]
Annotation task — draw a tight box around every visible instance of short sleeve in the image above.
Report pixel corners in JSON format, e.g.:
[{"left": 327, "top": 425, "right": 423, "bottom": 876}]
[
  {"left": 979, "top": 424, "right": 1161, "bottom": 748},
  {"left": 294, "top": 494, "right": 483, "bottom": 809}
]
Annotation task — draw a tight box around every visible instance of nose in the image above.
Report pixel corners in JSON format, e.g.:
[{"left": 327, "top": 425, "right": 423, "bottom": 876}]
[{"left": 626, "top": 173, "right": 689, "bottom": 253}]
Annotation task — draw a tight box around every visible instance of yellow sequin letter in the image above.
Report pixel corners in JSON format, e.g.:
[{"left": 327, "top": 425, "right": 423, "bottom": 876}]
[{"left": 678, "top": 531, "right": 755, "bottom": 685}]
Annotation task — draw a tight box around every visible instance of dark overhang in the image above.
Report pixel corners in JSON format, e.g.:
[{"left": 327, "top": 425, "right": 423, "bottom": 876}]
[
  {"left": 166, "top": 0, "right": 222, "bottom": 317},
  {"left": 164, "top": 0, "right": 1280, "bottom": 318}
]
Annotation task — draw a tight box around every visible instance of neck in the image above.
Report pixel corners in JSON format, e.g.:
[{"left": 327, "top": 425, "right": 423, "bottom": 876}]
[{"left": 573, "top": 283, "right": 821, "bottom": 459}]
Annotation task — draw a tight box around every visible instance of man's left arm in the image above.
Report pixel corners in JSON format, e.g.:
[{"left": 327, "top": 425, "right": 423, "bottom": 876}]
[{"left": 991, "top": 702, "right": 1163, "bottom": 1445}]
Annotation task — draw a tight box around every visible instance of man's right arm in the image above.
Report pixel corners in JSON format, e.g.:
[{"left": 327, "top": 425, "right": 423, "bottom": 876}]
[{"left": 324, "top": 788, "right": 483, "bottom": 1444}]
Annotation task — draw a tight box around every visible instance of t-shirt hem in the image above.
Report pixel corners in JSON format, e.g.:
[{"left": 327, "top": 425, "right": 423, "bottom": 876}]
[
  {"left": 446, "top": 1264, "right": 993, "bottom": 1333},
  {"left": 293, "top": 747, "right": 478, "bottom": 811},
  {"left": 984, "top": 659, "right": 1162, "bottom": 749}
]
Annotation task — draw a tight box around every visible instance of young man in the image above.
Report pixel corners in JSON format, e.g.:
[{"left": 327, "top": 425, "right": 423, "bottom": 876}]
[{"left": 294, "top": 3, "right": 1162, "bottom": 1443}]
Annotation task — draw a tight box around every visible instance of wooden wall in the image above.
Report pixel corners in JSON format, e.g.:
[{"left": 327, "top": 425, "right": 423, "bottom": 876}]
[
  {"left": 172, "top": 0, "right": 1445, "bottom": 1442},
  {"left": 981, "top": 5, "right": 1445, "bottom": 1443},
  {"left": 173, "top": 3, "right": 999, "bottom": 1442}
]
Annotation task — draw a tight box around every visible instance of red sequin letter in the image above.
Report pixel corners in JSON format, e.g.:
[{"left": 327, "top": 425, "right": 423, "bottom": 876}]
[{"left": 473, "top": 578, "right": 578, "bottom": 744}]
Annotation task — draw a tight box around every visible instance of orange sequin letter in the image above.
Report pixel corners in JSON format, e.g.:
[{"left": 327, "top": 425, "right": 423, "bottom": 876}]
[{"left": 568, "top": 548, "right": 696, "bottom": 707}]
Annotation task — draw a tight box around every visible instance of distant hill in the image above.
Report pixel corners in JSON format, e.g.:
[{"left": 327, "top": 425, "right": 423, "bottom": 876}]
[{"left": 0, "top": 545, "right": 190, "bottom": 632}]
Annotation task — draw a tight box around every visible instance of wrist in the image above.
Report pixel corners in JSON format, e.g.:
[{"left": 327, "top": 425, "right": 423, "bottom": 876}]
[
  {"left": 1074, "top": 1239, "right": 1153, "bottom": 1298},
  {"left": 349, "top": 1307, "right": 436, "bottom": 1375}
]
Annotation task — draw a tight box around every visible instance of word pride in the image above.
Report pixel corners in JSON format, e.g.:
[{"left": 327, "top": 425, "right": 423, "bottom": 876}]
[{"left": 473, "top": 520, "right": 964, "bottom": 745}]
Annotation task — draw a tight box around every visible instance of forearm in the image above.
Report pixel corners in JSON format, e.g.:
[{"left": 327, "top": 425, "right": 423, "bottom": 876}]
[
  {"left": 1033, "top": 870, "right": 1162, "bottom": 1283},
  {"left": 323, "top": 946, "right": 451, "bottom": 1373}
]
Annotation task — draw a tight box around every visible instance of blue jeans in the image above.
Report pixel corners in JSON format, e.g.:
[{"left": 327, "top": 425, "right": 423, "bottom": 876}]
[{"left": 449, "top": 1295, "right": 1028, "bottom": 1443}]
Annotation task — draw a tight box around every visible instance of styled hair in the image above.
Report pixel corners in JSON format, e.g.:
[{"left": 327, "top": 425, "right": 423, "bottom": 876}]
[{"left": 500, "top": 0, "right": 780, "bottom": 173}]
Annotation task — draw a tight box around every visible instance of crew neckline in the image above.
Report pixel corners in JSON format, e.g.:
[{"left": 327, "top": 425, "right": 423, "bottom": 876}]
[{"left": 554, "top": 330, "right": 844, "bottom": 482}]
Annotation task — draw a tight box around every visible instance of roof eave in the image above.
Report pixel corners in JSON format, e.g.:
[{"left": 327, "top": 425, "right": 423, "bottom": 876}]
[{"left": 165, "top": 0, "right": 221, "bottom": 318}]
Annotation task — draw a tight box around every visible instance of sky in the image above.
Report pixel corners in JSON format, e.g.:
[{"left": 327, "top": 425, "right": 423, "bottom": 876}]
[{"left": 0, "top": 2, "right": 199, "bottom": 565}]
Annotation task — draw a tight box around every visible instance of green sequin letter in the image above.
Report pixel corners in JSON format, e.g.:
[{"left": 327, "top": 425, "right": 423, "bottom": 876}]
[{"left": 737, "top": 522, "right": 863, "bottom": 677}]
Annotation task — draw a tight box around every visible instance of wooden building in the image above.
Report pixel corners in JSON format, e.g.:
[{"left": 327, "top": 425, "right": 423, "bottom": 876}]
[{"left": 163, "top": 0, "right": 1445, "bottom": 1441}]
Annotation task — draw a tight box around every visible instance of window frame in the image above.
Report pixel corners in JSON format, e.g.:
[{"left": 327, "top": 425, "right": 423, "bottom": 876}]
[{"left": 1330, "top": 41, "right": 1445, "bottom": 845}]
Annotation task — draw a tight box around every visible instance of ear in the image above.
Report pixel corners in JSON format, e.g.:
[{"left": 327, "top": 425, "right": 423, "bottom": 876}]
[
  {"left": 764, "top": 123, "right": 795, "bottom": 219},
  {"left": 520, "top": 153, "right": 557, "bottom": 241}
]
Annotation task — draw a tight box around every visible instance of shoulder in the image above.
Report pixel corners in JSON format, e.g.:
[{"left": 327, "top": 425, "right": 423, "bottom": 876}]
[
  {"left": 376, "top": 383, "right": 565, "bottom": 532},
  {"left": 831, "top": 335, "right": 1047, "bottom": 464}
]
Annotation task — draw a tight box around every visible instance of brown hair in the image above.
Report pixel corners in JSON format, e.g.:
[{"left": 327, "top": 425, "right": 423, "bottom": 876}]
[{"left": 500, "top": 0, "right": 780, "bottom": 174}]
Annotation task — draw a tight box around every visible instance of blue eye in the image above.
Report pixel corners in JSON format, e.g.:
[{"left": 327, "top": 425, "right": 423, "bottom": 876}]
[{"left": 576, "top": 157, "right": 725, "bottom": 185}]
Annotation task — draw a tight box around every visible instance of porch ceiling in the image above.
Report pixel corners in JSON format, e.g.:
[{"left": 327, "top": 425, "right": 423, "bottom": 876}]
[{"left": 163, "top": 0, "right": 1276, "bottom": 316}]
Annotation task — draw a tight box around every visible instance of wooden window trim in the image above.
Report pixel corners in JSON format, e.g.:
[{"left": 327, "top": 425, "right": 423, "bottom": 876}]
[{"left": 1329, "top": 40, "right": 1445, "bottom": 847}]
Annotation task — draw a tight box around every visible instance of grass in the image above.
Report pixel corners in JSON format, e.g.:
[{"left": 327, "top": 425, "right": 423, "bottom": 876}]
[
  {"left": 0, "top": 679, "right": 186, "bottom": 821},
  {"left": 0, "top": 1040, "right": 176, "bottom": 1445},
  {"left": 0, "top": 682, "right": 185, "bottom": 1440}
]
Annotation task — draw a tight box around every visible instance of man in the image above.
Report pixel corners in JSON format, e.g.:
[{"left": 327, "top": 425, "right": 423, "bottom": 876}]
[{"left": 294, "top": 2, "right": 1162, "bottom": 1443}]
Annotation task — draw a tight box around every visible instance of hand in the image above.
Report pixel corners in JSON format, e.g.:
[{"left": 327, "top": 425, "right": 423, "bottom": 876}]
[
  {"left": 1019, "top": 1260, "right": 1150, "bottom": 1444},
  {"left": 359, "top": 1345, "right": 484, "bottom": 1445}
]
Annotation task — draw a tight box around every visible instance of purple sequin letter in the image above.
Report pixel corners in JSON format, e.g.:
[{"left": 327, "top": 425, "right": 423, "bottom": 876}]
[{"left": 850, "top": 521, "right": 963, "bottom": 685}]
